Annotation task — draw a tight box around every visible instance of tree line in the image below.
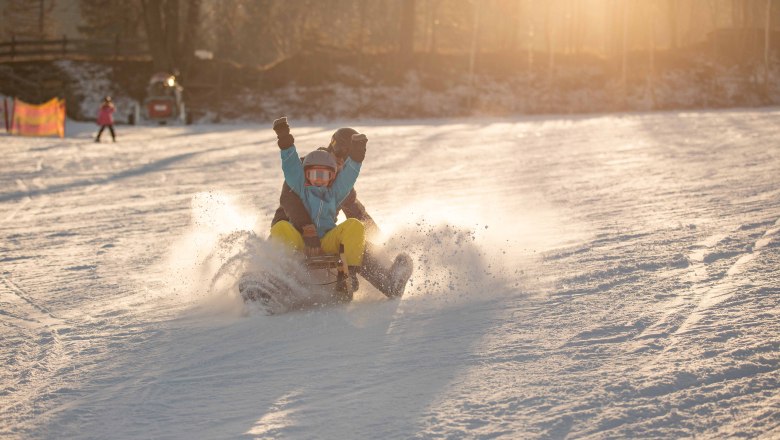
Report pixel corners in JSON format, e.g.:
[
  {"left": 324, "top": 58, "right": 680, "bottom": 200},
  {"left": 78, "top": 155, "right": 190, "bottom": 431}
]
[{"left": 2, "top": 0, "right": 777, "bottom": 75}]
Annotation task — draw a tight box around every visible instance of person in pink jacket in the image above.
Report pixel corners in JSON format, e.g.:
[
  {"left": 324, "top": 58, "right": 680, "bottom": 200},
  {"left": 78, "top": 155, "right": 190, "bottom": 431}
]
[{"left": 95, "top": 96, "right": 116, "bottom": 142}]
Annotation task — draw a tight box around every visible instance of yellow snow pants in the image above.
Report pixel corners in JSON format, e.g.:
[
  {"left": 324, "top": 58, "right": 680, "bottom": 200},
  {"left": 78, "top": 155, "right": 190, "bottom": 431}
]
[{"left": 269, "top": 219, "right": 365, "bottom": 266}]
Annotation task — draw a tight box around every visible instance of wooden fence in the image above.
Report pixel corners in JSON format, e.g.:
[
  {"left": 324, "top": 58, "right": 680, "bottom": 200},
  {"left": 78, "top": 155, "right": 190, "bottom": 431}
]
[{"left": 0, "top": 35, "right": 150, "bottom": 62}]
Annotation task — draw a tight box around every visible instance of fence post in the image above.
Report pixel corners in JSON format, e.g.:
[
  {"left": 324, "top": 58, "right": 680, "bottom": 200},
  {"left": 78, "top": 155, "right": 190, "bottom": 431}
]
[{"left": 4, "top": 97, "right": 9, "bottom": 133}]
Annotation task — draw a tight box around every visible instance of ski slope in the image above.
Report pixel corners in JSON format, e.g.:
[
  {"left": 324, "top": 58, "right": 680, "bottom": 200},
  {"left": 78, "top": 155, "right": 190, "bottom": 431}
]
[{"left": 1, "top": 109, "right": 779, "bottom": 439}]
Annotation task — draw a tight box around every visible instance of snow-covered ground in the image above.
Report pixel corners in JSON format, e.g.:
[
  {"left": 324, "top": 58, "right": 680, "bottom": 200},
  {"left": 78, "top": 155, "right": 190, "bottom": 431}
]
[{"left": 2, "top": 109, "right": 779, "bottom": 439}]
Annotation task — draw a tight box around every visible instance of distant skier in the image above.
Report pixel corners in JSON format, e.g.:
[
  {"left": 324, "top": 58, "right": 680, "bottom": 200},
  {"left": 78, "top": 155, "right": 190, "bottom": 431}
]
[
  {"left": 270, "top": 126, "right": 413, "bottom": 298},
  {"left": 95, "top": 96, "right": 116, "bottom": 143},
  {"left": 269, "top": 116, "right": 368, "bottom": 297}
]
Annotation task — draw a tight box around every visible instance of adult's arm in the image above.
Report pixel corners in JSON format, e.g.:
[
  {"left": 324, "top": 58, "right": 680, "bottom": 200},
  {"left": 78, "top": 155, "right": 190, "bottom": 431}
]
[
  {"left": 331, "top": 157, "right": 361, "bottom": 205},
  {"left": 340, "top": 189, "right": 380, "bottom": 237},
  {"left": 276, "top": 181, "right": 314, "bottom": 231}
]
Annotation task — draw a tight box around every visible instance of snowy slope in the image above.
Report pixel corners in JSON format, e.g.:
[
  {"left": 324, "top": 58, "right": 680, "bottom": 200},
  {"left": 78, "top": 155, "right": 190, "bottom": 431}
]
[{"left": 1, "top": 110, "right": 779, "bottom": 439}]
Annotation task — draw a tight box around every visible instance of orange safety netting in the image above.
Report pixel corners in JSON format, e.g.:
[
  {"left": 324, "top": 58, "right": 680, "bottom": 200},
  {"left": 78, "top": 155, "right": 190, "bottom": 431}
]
[{"left": 10, "top": 97, "right": 66, "bottom": 138}]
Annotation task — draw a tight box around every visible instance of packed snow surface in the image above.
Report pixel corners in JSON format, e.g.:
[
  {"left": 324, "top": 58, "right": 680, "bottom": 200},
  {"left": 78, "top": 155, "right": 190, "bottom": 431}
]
[{"left": 2, "top": 110, "right": 779, "bottom": 439}]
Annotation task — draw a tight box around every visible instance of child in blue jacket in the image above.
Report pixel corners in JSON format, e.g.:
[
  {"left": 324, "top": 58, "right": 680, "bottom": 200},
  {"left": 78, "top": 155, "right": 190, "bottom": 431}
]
[{"left": 269, "top": 117, "right": 367, "bottom": 296}]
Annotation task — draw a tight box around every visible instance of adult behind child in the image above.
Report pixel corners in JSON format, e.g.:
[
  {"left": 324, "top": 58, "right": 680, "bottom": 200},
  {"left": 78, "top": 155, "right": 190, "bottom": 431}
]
[
  {"left": 95, "top": 96, "right": 116, "bottom": 142},
  {"left": 271, "top": 127, "right": 413, "bottom": 298},
  {"left": 269, "top": 117, "right": 368, "bottom": 299}
]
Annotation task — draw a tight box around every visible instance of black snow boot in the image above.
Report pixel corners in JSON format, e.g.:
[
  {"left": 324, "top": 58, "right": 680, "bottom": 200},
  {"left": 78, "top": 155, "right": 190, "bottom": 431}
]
[
  {"left": 335, "top": 267, "right": 360, "bottom": 303},
  {"left": 359, "top": 247, "right": 414, "bottom": 298},
  {"left": 387, "top": 253, "right": 413, "bottom": 298},
  {"left": 358, "top": 248, "right": 389, "bottom": 293}
]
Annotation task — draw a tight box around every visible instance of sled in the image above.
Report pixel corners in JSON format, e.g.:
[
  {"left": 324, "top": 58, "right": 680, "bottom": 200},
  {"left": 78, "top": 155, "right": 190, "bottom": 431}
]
[{"left": 238, "top": 244, "right": 353, "bottom": 315}]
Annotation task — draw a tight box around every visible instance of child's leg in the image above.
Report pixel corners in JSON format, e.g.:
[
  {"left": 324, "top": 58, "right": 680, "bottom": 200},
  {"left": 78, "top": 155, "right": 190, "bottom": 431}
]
[
  {"left": 269, "top": 221, "right": 305, "bottom": 251},
  {"left": 108, "top": 125, "right": 116, "bottom": 141},
  {"left": 320, "top": 218, "right": 365, "bottom": 266},
  {"left": 95, "top": 125, "right": 105, "bottom": 141}
]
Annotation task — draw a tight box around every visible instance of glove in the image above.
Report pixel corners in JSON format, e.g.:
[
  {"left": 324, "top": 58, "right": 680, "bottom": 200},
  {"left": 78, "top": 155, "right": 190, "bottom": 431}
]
[
  {"left": 302, "top": 224, "right": 322, "bottom": 256},
  {"left": 349, "top": 133, "right": 367, "bottom": 163},
  {"left": 273, "top": 116, "right": 294, "bottom": 149}
]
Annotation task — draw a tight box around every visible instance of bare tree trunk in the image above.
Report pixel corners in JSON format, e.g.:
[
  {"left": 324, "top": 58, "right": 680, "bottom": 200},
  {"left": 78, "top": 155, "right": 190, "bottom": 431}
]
[
  {"left": 468, "top": 1, "right": 482, "bottom": 109},
  {"left": 608, "top": 0, "right": 621, "bottom": 58},
  {"left": 468, "top": 0, "right": 481, "bottom": 100},
  {"left": 428, "top": 0, "right": 441, "bottom": 54},
  {"left": 621, "top": 0, "right": 628, "bottom": 106},
  {"left": 527, "top": 0, "right": 535, "bottom": 70},
  {"left": 38, "top": 0, "right": 45, "bottom": 39},
  {"left": 399, "top": 0, "right": 416, "bottom": 67},
  {"left": 508, "top": 0, "right": 519, "bottom": 53},
  {"left": 180, "top": 0, "right": 201, "bottom": 77},
  {"left": 765, "top": 0, "right": 773, "bottom": 94},
  {"left": 744, "top": 0, "right": 755, "bottom": 28},
  {"left": 573, "top": 0, "right": 585, "bottom": 54},
  {"left": 424, "top": 0, "right": 432, "bottom": 53},
  {"left": 707, "top": 0, "right": 719, "bottom": 61},
  {"left": 731, "top": 0, "right": 745, "bottom": 28},
  {"left": 357, "top": 1, "right": 366, "bottom": 54},
  {"left": 568, "top": 0, "right": 575, "bottom": 54},
  {"left": 546, "top": 0, "right": 555, "bottom": 73},
  {"left": 668, "top": 0, "right": 678, "bottom": 49},
  {"left": 164, "top": 0, "right": 180, "bottom": 70},
  {"left": 648, "top": 0, "right": 657, "bottom": 109},
  {"left": 545, "top": 0, "right": 557, "bottom": 111},
  {"left": 141, "top": 0, "right": 171, "bottom": 72}
]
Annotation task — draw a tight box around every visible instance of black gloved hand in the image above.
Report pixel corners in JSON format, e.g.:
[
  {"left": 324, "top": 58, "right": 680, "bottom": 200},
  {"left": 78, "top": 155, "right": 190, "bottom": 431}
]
[
  {"left": 349, "top": 133, "right": 367, "bottom": 163},
  {"left": 273, "top": 116, "right": 294, "bottom": 149},
  {"left": 301, "top": 224, "right": 322, "bottom": 256}
]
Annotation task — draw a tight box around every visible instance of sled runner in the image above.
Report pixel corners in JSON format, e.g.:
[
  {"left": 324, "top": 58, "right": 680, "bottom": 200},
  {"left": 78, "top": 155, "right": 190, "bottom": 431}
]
[{"left": 239, "top": 245, "right": 354, "bottom": 315}]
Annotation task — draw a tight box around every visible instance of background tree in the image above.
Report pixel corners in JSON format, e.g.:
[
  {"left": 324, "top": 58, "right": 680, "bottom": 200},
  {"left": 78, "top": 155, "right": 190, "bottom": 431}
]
[
  {"left": 78, "top": 0, "right": 143, "bottom": 40},
  {"left": 2, "top": 0, "right": 57, "bottom": 39},
  {"left": 138, "top": 0, "right": 200, "bottom": 73},
  {"left": 398, "top": 0, "right": 416, "bottom": 66},
  {"left": 141, "top": 0, "right": 175, "bottom": 72}
]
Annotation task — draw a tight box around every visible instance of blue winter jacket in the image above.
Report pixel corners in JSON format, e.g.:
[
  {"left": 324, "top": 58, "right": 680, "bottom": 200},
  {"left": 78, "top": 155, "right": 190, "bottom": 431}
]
[{"left": 281, "top": 145, "right": 362, "bottom": 238}]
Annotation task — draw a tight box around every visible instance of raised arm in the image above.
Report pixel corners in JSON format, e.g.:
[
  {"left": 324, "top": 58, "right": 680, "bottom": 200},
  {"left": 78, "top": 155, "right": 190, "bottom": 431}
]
[
  {"left": 331, "top": 133, "right": 366, "bottom": 204},
  {"left": 273, "top": 117, "right": 305, "bottom": 196}
]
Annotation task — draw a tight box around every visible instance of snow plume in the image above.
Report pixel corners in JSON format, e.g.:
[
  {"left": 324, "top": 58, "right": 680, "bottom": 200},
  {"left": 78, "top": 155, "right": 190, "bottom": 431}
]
[
  {"left": 380, "top": 221, "right": 516, "bottom": 310},
  {"left": 157, "top": 191, "right": 335, "bottom": 316},
  {"left": 159, "top": 193, "right": 541, "bottom": 315},
  {"left": 373, "top": 193, "right": 575, "bottom": 306},
  {"left": 157, "top": 191, "right": 259, "bottom": 312}
]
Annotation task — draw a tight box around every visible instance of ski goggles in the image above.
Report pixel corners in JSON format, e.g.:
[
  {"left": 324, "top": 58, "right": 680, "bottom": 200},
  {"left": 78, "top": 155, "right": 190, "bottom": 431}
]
[{"left": 305, "top": 168, "right": 334, "bottom": 184}]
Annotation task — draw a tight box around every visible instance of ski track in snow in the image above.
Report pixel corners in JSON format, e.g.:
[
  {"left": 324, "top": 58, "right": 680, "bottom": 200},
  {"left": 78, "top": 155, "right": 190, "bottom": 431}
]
[{"left": 1, "top": 110, "right": 779, "bottom": 439}]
